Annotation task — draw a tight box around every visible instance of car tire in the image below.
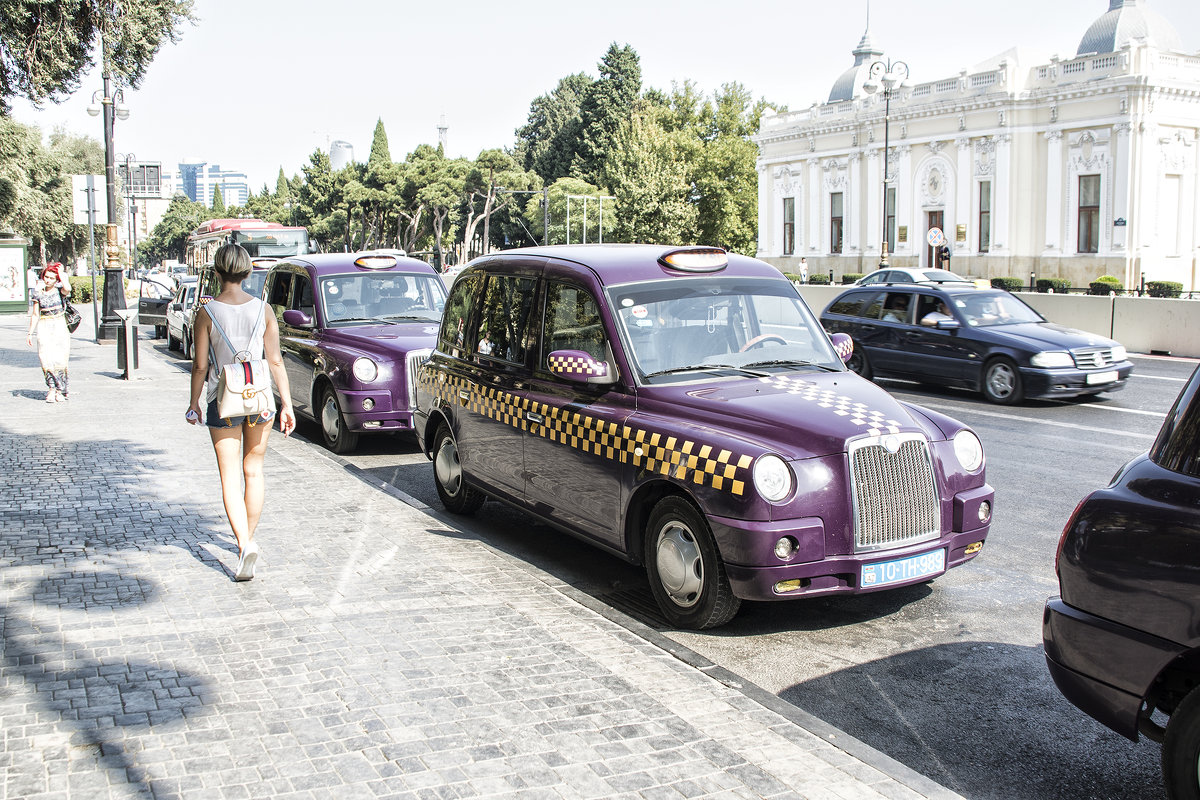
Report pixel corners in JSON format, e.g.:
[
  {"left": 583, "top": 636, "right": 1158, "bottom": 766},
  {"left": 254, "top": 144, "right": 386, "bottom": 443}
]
[
  {"left": 982, "top": 357, "right": 1023, "bottom": 404},
  {"left": 1164, "top": 685, "right": 1200, "bottom": 800},
  {"left": 156, "top": 324, "right": 166, "bottom": 339},
  {"left": 319, "top": 385, "right": 360, "bottom": 454},
  {"left": 643, "top": 496, "right": 740, "bottom": 630},
  {"left": 183, "top": 330, "right": 192, "bottom": 360},
  {"left": 846, "top": 345, "right": 873, "bottom": 380},
  {"left": 167, "top": 331, "right": 180, "bottom": 352},
  {"left": 432, "top": 423, "right": 485, "bottom": 514}
]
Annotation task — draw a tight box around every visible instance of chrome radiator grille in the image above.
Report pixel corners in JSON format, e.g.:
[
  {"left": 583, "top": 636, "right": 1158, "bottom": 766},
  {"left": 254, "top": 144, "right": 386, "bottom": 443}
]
[
  {"left": 406, "top": 348, "right": 433, "bottom": 410},
  {"left": 848, "top": 434, "right": 940, "bottom": 552},
  {"left": 1072, "top": 347, "right": 1117, "bottom": 369}
]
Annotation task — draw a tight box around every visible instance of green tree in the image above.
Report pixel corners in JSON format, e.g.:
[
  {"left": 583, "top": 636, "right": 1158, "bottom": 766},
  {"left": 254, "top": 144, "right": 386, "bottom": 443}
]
[
  {"left": 138, "top": 193, "right": 208, "bottom": 264},
  {"left": 0, "top": 117, "right": 71, "bottom": 263},
  {"left": 47, "top": 126, "right": 106, "bottom": 266},
  {"left": 572, "top": 43, "right": 641, "bottom": 185},
  {"left": 211, "top": 184, "right": 225, "bottom": 214},
  {"left": 460, "top": 149, "right": 539, "bottom": 258},
  {"left": 514, "top": 73, "right": 591, "bottom": 184},
  {"left": 603, "top": 110, "right": 697, "bottom": 245},
  {"left": 0, "top": 0, "right": 194, "bottom": 113},
  {"left": 297, "top": 149, "right": 347, "bottom": 253},
  {"left": 522, "top": 177, "right": 612, "bottom": 246}
]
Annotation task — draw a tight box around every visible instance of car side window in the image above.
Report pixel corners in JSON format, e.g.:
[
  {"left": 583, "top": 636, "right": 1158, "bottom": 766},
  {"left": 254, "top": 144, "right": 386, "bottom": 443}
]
[
  {"left": 829, "top": 294, "right": 865, "bottom": 316},
  {"left": 474, "top": 274, "right": 538, "bottom": 364},
  {"left": 295, "top": 275, "right": 315, "bottom": 317},
  {"left": 1153, "top": 375, "right": 1200, "bottom": 478},
  {"left": 438, "top": 273, "right": 482, "bottom": 357},
  {"left": 881, "top": 292, "right": 913, "bottom": 323},
  {"left": 266, "top": 273, "right": 292, "bottom": 322},
  {"left": 855, "top": 293, "right": 883, "bottom": 320},
  {"left": 542, "top": 282, "right": 606, "bottom": 368}
]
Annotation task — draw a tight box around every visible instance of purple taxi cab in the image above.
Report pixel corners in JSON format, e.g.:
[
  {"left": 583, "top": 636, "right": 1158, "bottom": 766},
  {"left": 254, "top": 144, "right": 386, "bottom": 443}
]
[
  {"left": 413, "top": 245, "right": 993, "bottom": 629},
  {"left": 263, "top": 252, "right": 446, "bottom": 453}
]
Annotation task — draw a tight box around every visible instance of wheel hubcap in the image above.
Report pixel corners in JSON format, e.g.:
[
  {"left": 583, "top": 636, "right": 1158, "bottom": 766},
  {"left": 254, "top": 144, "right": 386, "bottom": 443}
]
[
  {"left": 988, "top": 364, "right": 1015, "bottom": 398},
  {"left": 434, "top": 438, "right": 462, "bottom": 497},
  {"left": 321, "top": 396, "right": 341, "bottom": 442},
  {"left": 655, "top": 522, "right": 703, "bottom": 608}
]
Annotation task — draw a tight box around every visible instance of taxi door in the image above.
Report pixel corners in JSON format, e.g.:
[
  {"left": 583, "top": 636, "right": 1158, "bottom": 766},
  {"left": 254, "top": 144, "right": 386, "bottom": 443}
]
[
  {"left": 267, "top": 268, "right": 319, "bottom": 415},
  {"left": 521, "top": 273, "right": 631, "bottom": 548},
  {"left": 449, "top": 265, "right": 542, "bottom": 504}
]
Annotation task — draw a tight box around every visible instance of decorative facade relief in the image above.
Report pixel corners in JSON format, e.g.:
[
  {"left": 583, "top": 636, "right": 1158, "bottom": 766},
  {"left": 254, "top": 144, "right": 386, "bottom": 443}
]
[
  {"left": 917, "top": 158, "right": 951, "bottom": 207},
  {"left": 823, "top": 159, "right": 848, "bottom": 190},
  {"left": 974, "top": 137, "right": 996, "bottom": 177}
]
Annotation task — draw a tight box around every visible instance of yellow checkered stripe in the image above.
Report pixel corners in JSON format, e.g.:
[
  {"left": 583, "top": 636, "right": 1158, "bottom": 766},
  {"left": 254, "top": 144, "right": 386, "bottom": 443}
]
[
  {"left": 419, "top": 367, "right": 752, "bottom": 496},
  {"left": 548, "top": 353, "right": 604, "bottom": 376}
]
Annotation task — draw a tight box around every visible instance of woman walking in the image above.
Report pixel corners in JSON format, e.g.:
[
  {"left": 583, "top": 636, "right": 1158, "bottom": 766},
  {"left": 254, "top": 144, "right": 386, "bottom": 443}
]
[
  {"left": 186, "top": 244, "right": 295, "bottom": 581},
  {"left": 26, "top": 263, "right": 72, "bottom": 402}
]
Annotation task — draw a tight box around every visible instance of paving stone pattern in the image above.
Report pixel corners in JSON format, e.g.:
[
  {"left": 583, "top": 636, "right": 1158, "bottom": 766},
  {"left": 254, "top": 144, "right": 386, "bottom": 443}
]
[{"left": 0, "top": 314, "right": 955, "bottom": 800}]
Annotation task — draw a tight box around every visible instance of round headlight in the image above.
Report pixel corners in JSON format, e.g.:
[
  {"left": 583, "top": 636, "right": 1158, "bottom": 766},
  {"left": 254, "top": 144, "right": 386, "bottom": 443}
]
[
  {"left": 953, "top": 430, "right": 985, "bottom": 472},
  {"left": 352, "top": 357, "right": 379, "bottom": 382},
  {"left": 1111, "top": 345, "right": 1127, "bottom": 363},
  {"left": 753, "top": 455, "right": 793, "bottom": 503},
  {"left": 1030, "top": 351, "right": 1073, "bottom": 368}
]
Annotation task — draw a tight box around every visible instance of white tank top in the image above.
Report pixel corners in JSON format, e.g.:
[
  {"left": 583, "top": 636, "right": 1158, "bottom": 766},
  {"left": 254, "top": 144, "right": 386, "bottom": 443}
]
[{"left": 205, "top": 299, "right": 268, "bottom": 401}]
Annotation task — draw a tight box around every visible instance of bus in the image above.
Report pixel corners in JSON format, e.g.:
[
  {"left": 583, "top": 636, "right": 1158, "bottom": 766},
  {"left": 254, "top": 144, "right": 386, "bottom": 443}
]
[{"left": 187, "top": 218, "right": 312, "bottom": 300}]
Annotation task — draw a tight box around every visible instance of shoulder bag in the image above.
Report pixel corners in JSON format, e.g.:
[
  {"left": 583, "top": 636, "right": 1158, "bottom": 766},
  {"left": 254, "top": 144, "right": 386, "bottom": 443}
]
[
  {"left": 64, "top": 300, "right": 82, "bottom": 333},
  {"left": 208, "top": 300, "right": 276, "bottom": 419}
]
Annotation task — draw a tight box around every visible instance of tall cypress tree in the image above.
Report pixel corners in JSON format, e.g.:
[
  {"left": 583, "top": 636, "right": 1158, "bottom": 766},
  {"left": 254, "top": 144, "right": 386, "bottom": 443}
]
[{"left": 573, "top": 43, "right": 641, "bottom": 187}]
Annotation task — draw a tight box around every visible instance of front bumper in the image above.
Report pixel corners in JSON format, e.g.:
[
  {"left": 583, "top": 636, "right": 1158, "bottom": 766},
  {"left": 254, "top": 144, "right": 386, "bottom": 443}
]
[
  {"left": 338, "top": 388, "right": 415, "bottom": 433},
  {"left": 1042, "top": 596, "right": 1183, "bottom": 741},
  {"left": 1020, "top": 363, "right": 1134, "bottom": 400}
]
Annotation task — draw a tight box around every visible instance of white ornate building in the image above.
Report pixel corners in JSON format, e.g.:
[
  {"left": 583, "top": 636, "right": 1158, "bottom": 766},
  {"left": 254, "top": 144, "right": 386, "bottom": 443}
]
[{"left": 754, "top": 0, "right": 1200, "bottom": 292}]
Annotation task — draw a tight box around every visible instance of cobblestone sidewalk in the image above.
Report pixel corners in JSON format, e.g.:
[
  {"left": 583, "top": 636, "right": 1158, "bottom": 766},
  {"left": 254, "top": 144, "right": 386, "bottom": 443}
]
[{"left": 0, "top": 313, "right": 958, "bottom": 799}]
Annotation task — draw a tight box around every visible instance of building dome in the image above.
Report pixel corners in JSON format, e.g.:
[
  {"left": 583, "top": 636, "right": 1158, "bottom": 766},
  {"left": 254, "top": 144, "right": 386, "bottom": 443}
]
[
  {"left": 828, "top": 29, "right": 884, "bottom": 103},
  {"left": 1077, "top": 0, "right": 1183, "bottom": 56}
]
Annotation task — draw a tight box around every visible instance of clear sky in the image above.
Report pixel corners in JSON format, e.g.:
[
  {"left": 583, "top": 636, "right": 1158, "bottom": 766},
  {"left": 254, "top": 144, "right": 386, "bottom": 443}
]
[{"left": 10, "top": 0, "right": 1200, "bottom": 192}]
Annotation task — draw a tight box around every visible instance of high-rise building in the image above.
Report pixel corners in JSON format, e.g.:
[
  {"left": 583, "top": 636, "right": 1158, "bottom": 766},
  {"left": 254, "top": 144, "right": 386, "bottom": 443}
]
[
  {"left": 174, "top": 160, "right": 250, "bottom": 207},
  {"left": 330, "top": 140, "right": 354, "bottom": 171}
]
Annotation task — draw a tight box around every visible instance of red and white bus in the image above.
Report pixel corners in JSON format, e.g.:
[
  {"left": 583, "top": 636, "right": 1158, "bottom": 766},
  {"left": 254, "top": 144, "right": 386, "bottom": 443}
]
[{"left": 187, "top": 218, "right": 312, "bottom": 298}]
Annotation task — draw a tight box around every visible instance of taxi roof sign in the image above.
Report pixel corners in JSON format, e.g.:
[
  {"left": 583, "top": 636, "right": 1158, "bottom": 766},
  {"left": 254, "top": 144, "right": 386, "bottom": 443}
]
[
  {"left": 658, "top": 247, "right": 728, "bottom": 273},
  {"left": 354, "top": 255, "right": 398, "bottom": 270}
]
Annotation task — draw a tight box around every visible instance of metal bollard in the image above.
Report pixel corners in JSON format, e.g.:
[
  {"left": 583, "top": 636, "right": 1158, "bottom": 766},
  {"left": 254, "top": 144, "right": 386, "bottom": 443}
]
[{"left": 114, "top": 308, "right": 139, "bottom": 379}]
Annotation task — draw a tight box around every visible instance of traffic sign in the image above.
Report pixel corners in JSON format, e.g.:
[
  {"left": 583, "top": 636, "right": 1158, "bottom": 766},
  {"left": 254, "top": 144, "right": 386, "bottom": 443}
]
[{"left": 926, "top": 227, "right": 946, "bottom": 247}]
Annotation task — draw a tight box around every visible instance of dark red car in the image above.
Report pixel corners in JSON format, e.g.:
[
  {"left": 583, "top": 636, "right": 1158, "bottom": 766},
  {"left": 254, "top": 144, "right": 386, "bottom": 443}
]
[
  {"left": 1044, "top": 364, "right": 1200, "bottom": 799},
  {"left": 414, "top": 245, "right": 994, "bottom": 629}
]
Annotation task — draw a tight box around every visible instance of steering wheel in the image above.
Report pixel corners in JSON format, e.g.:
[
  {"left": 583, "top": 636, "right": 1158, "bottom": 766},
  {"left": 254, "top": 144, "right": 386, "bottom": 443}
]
[{"left": 739, "top": 334, "right": 789, "bottom": 352}]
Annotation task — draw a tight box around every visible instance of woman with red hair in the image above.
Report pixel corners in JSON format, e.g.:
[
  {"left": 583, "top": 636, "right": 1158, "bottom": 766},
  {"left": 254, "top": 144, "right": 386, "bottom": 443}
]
[{"left": 26, "top": 263, "right": 73, "bottom": 402}]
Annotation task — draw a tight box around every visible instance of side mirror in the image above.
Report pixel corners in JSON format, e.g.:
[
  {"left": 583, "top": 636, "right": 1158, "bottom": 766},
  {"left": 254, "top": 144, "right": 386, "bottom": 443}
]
[
  {"left": 170, "top": 302, "right": 182, "bottom": 312},
  {"left": 282, "top": 309, "right": 313, "bottom": 328},
  {"left": 936, "top": 319, "right": 961, "bottom": 330},
  {"left": 829, "top": 332, "right": 854, "bottom": 364},
  {"left": 547, "top": 349, "right": 615, "bottom": 385}
]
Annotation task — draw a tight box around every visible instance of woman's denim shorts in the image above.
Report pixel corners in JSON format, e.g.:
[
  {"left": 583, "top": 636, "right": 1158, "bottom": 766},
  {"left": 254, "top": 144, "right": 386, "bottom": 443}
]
[{"left": 205, "top": 398, "right": 276, "bottom": 429}]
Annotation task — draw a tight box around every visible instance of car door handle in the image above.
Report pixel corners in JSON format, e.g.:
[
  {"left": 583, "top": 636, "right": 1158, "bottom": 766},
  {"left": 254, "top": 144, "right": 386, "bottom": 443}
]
[{"left": 526, "top": 411, "right": 544, "bottom": 424}]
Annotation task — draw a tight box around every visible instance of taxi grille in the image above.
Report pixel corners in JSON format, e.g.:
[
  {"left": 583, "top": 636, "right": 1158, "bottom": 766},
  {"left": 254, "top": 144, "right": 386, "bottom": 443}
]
[
  {"left": 848, "top": 434, "right": 940, "bottom": 553},
  {"left": 1072, "top": 347, "right": 1118, "bottom": 369},
  {"left": 406, "top": 348, "right": 432, "bottom": 410}
]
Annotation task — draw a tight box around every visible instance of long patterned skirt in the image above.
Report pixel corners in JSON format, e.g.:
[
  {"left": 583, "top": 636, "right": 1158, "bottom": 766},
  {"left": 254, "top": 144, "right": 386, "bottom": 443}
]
[{"left": 36, "top": 314, "right": 70, "bottom": 395}]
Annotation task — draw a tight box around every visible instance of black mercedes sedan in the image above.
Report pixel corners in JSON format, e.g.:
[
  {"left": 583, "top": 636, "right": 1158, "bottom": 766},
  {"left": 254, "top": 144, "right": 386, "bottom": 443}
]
[
  {"left": 820, "top": 283, "right": 1133, "bottom": 404},
  {"left": 1044, "top": 364, "right": 1200, "bottom": 799}
]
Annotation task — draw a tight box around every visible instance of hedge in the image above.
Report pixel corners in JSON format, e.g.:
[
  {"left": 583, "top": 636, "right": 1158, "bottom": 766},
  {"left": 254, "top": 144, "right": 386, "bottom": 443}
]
[
  {"left": 1036, "top": 278, "right": 1073, "bottom": 294},
  {"left": 991, "top": 277, "right": 1024, "bottom": 292},
  {"left": 1146, "top": 281, "right": 1183, "bottom": 298},
  {"left": 842, "top": 273, "right": 864, "bottom": 284},
  {"left": 783, "top": 273, "right": 803, "bottom": 283},
  {"left": 1087, "top": 275, "right": 1123, "bottom": 296},
  {"left": 808, "top": 273, "right": 831, "bottom": 285}
]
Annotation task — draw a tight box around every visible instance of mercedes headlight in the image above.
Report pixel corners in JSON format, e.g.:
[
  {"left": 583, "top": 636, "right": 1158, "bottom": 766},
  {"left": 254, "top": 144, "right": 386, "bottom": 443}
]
[
  {"left": 352, "top": 357, "right": 379, "bottom": 382},
  {"left": 753, "top": 455, "right": 793, "bottom": 503},
  {"left": 1030, "top": 351, "right": 1073, "bottom": 368},
  {"left": 953, "top": 430, "right": 985, "bottom": 472},
  {"left": 1111, "top": 345, "right": 1127, "bottom": 362}
]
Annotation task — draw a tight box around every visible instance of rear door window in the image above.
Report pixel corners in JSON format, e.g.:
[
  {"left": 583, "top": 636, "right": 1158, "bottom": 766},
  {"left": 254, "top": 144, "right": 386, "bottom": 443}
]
[{"left": 475, "top": 274, "right": 538, "bottom": 365}]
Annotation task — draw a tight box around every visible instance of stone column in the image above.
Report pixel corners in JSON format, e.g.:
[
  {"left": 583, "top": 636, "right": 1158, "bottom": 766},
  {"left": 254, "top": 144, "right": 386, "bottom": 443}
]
[
  {"left": 1044, "top": 130, "right": 1065, "bottom": 254},
  {"left": 756, "top": 162, "right": 770, "bottom": 257}
]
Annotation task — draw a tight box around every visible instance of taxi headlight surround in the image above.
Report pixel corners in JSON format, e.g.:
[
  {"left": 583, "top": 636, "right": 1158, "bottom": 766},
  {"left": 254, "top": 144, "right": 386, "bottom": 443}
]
[
  {"left": 1030, "top": 350, "right": 1073, "bottom": 368},
  {"left": 352, "top": 357, "right": 379, "bottom": 382},
  {"left": 1112, "top": 345, "right": 1127, "bottom": 363},
  {"left": 953, "top": 430, "right": 985, "bottom": 473},
  {"left": 753, "top": 455, "right": 793, "bottom": 503}
]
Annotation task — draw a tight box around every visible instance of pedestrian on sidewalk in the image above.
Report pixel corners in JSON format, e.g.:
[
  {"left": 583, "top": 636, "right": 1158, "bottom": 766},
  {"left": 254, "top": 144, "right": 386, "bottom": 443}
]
[
  {"left": 25, "top": 263, "right": 72, "bottom": 403},
  {"left": 186, "top": 244, "right": 295, "bottom": 581}
]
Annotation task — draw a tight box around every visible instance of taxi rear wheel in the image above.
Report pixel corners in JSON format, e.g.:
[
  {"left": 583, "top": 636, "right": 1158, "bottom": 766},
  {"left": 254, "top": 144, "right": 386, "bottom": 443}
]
[
  {"left": 644, "top": 497, "right": 740, "bottom": 630},
  {"left": 433, "top": 423, "right": 484, "bottom": 514},
  {"left": 1163, "top": 685, "right": 1200, "bottom": 800},
  {"left": 320, "top": 386, "right": 360, "bottom": 454},
  {"left": 982, "top": 357, "right": 1023, "bottom": 405}
]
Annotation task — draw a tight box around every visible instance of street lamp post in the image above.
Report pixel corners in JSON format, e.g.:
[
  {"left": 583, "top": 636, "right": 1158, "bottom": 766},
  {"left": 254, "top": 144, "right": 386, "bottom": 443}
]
[
  {"left": 87, "top": 74, "right": 130, "bottom": 340},
  {"left": 862, "top": 58, "right": 909, "bottom": 269},
  {"left": 493, "top": 187, "right": 550, "bottom": 246},
  {"left": 119, "top": 153, "right": 138, "bottom": 274}
]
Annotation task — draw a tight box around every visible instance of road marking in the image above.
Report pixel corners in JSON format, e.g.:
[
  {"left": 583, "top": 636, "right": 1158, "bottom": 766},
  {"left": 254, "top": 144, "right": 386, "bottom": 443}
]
[
  {"left": 1074, "top": 403, "right": 1167, "bottom": 418},
  {"left": 1133, "top": 374, "right": 1188, "bottom": 383},
  {"left": 914, "top": 401, "right": 1158, "bottom": 440}
]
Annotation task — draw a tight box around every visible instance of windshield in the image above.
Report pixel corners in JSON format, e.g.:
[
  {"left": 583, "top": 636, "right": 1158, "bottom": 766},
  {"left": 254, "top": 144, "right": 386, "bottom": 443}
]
[
  {"left": 233, "top": 229, "right": 309, "bottom": 258},
  {"left": 607, "top": 276, "right": 844, "bottom": 383},
  {"left": 952, "top": 292, "right": 1043, "bottom": 327},
  {"left": 320, "top": 272, "right": 446, "bottom": 325}
]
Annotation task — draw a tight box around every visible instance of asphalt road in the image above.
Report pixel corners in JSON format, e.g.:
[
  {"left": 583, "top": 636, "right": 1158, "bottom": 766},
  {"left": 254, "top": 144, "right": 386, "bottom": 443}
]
[{"left": 204, "top": 343, "right": 1196, "bottom": 800}]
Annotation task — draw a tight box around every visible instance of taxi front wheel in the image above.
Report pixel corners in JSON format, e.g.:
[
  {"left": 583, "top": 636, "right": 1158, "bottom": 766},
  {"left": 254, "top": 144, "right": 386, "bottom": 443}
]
[
  {"left": 433, "top": 423, "right": 485, "bottom": 515},
  {"left": 644, "top": 497, "right": 740, "bottom": 630},
  {"left": 1164, "top": 685, "right": 1200, "bottom": 800},
  {"left": 320, "top": 386, "right": 360, "bottom": 454}
]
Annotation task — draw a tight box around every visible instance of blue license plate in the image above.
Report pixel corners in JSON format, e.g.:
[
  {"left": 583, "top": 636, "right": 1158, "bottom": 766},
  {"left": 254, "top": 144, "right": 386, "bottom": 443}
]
[{"left": 861, "top": 549, "right": 946, "bottom": 588}]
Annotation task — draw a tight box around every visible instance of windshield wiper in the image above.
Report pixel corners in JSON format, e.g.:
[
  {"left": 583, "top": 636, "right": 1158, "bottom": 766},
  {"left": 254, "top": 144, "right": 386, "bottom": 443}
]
[
  {"left": 742, "top": 359, "right": 841, "bottom": 372},
  {"left": 380, "top": 314, "right": 436, "bottom": 321},
  {"left": 644, "top": 364, "right": 766, "bottom": 379},
  {"left": 333, "top": 317, "right": 393, "bottom": 325}
]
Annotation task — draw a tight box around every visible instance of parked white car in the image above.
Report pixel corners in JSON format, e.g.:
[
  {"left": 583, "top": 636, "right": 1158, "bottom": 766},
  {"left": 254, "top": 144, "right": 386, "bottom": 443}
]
[{"left": 166, "top": 277, "right": 198, "bottom": 353}]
